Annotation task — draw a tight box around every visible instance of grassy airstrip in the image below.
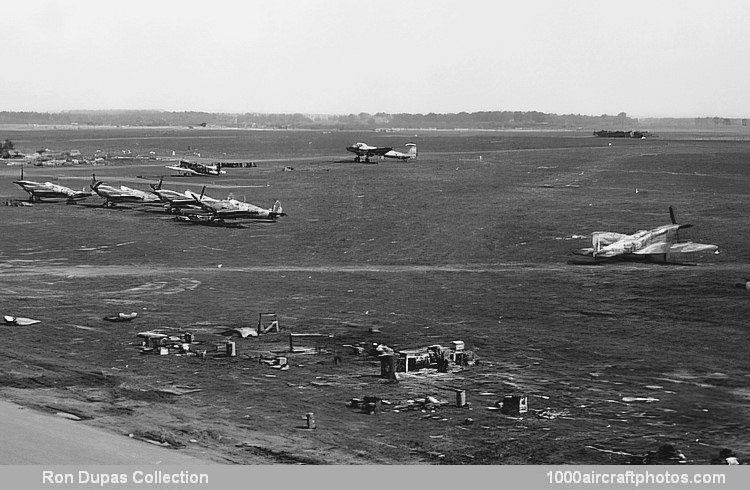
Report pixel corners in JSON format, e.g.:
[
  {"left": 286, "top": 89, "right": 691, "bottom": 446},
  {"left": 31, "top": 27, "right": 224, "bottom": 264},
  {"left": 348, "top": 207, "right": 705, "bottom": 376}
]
[{"left": 0, "top": 128, "right": 749, "bottom": 463}]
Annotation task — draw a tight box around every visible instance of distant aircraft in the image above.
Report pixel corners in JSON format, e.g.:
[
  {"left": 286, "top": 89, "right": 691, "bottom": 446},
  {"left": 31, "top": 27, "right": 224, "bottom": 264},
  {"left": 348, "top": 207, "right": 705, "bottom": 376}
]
[
  {"left": 573, "top": 207, "right": 718, "bottom": 264},
  {"left": 182, "top": 186, "right": 285, "bottom": 223},
  {"left": 383, "top": 143, "right": 417, "bottom": 161},
  {"left": 13, "top": 168, "right": 91, "bottom": 203},
  {"left": 90, "top": 174, "right": 161, "bottom": 207},
  {"left": 346, "top": 143, "right": 393, "bottom": 163},
  {"left": 165, "top": 160, "right": 225, "bottom": 176}
]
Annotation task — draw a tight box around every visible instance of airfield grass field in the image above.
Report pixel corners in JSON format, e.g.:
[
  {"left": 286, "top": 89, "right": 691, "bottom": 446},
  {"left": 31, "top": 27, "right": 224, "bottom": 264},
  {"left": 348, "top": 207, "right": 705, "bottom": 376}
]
[{"left": 0, "top": 128, "right": 749, "bottom": 464}]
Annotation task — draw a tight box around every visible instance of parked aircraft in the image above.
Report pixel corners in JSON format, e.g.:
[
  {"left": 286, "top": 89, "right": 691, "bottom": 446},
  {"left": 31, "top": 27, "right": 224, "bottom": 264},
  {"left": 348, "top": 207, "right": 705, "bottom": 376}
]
[
  {"left": 183, "top": 187, "right": 285, "bottom": 223},
  {"left": 573, "top": 207, "right": 718, "bottom": 263},
  {"left": 90, "top": 174, "right": 161, "bottom": 207},
  {"left": 165, "top": 160, "right": 225, "bottom": 176},
  {"left": 383, "top": 143, "right": 417, "bottom": 161},
  {"left": 148, "top": 177, "right": 205, "bottom": 213},
  {"left": 13, "top": 168, "right": 91, "bottom": 202},
  {"left": 346, "top": 143, "right": 393, "bottom": 163}
]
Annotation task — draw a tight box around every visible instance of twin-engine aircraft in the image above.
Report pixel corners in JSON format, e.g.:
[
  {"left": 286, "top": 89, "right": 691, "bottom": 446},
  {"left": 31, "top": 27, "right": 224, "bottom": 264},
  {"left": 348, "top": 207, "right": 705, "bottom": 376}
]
[
  {"left": 90, "top": 174, "right": 161, "bottom": 207},
  {"left": 573, "top": 207, "right": 718, "bottom": 264},
  {"left": 165, "top": 160, "right": 225, "bottom": 176},
  {"left": 13, "top": 168, "right": 91, "bottom": 202},
  {"left": 346, "top": 142, "right": 417, "bottom": 163}
]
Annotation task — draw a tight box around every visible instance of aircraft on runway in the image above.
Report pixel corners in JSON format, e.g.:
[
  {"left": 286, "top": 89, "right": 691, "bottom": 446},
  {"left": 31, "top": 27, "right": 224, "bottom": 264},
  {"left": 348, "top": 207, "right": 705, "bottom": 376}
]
[
  {"left": 346, "top": 142, "right": 417, "bottom": 163},
  {"left": 383, "top": 143, "right": 418, "bottom": 161},
  {"left": 90, "top": 174, "right": 161, "bottom": 207},
  {"left": 572, "top": 207, "right": 718, "bottom": 264},
  {"left": 13, "top": 168, "right": 91, "bottom": 203},
  {"left": 165, "top": 160, "right": 225, "bottom": 176},
  {"left": 182, "top": 187, "right": 285, "bottom": 223},
  {"left": 346, "top": 143, "right": 393, "bottom": 163}
]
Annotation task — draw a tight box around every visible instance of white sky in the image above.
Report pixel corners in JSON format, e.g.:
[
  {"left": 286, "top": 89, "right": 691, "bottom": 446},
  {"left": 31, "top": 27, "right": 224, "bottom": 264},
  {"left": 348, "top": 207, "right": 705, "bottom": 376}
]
[{"left": 2, "top": 0, "right": 749, "bottom": 117}]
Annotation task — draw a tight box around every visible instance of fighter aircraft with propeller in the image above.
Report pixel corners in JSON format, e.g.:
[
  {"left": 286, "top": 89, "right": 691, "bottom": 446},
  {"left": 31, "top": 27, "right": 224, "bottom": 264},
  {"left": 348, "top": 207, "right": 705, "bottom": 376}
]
[
  {"left": 89, "top": 174, "right": 162, "bottom": 207},
  {"left": 13, "top": 167, "right": 91, "bottom": 203},
  {"left": 572, "top": 206, "right": 718, "bottom": 264},
  {"left": 177, "top": 186, "right": 285, "bottom": 225},
  {"left": 346, "top": 142, "right": 418, "bottom": 163},
  {"left": 148, "top": 177, "right": 207, "bottom": 213},
  {"left": 165, "top": 160, "right": 225, "bottom": 176}
]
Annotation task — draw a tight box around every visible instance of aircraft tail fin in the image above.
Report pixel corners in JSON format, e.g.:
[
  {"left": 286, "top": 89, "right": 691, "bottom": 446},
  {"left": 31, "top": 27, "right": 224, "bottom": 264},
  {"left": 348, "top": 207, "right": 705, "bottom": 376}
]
[
  {"left": 272, "top": 200, "right": 284, "bottom": 216},
  {"left": 405, "top": 143, "right": 417, "bottom": 159},
  {"left": 150, "top": 176, "right": 164, "bottom": 191}
]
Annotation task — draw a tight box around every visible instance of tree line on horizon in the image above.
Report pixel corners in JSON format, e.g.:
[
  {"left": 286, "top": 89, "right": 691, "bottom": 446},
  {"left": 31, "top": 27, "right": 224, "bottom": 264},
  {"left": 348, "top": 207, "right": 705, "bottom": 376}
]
[{"left": 0, "top": 110, "right": 743, "bottom": 130}]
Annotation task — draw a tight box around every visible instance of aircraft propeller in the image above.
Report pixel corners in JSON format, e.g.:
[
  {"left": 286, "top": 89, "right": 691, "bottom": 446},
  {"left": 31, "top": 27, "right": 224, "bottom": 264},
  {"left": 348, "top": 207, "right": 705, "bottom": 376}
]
[{"left": 669, "top": 206, "right": 693, "bottom": 230}]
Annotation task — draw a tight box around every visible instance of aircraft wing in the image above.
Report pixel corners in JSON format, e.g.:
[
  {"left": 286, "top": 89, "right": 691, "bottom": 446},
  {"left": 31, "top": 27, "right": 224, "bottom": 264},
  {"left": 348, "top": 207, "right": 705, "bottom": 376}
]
[
  {"left": 166, "top": 165, "right": 199, "bottom": 175},
  {"left": 368, "top": 147, "right": 393, "bottom": 156},
  {"left": 633, "top": 243, "right": 671, "bottom": 255},
  {"left": 592, "top": 231, "right": 629, "bottom": 246},
  {"left": 668, "top": 242, "right": 718, "bottom": 254}
]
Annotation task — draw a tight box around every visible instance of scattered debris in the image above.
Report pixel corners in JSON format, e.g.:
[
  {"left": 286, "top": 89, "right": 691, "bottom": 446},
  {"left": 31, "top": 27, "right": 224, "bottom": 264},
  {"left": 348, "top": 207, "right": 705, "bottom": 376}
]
[
  {"left": 585, "top": 445, "right": 637, "bottom": 457},
  {"left": 377, "top": 341, "right": 475, "bottom": 376},
  {"left": 629, "top": 444, "right": 687, "bottom": 464},
  {"left": 219, "top": 327, "right": 258, "bottom": 338},
  {"left": 498, "top": 395, "right": 528, "bottom": 415},
  {"left": 55, "top": 411, "right": 83, "bottom": 421},
  {"left": 103, "top": 312, "right": 138, "bottom": 322},
  {"left": 537, "top": 408, "right": 570, "bottom": 420},
  {"left": 346, "top": 396, "right": 382, "bottom": 414},
  {"left": 137, "top": 330, "right": 195, "bottom": 355},
  {"left": 259, "top": 356, "right": 289, "bottom": 370},
  {"left": 257, "top": 312, "right": 279, "bottom": 334},
  {"left": 156, "top": 386, "right": 203, "bottom": 396},
  {"left": 288, "top": 333, "right": 333, "bottom": 353},
  {"left": 455, "top": 389, "right": 467, "bottom": 407},
  {"left": 711, "top": 448, "right": 741, "bottom": 465},
  {"left": 3, "top": 315, "right": 41, "bottom": 326},
  {"left": 622, "top": 396, "right": 659, "bottom": 403}
]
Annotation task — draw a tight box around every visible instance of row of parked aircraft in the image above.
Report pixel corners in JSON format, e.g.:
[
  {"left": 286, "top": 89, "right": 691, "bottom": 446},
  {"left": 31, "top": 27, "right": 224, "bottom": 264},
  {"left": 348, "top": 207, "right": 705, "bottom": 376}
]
[
  {"left": 13, "top": 168, "right": 284, "bottom": 226},
  {"left": 14, "top": 167, "right": 717, "bottom": 261}
]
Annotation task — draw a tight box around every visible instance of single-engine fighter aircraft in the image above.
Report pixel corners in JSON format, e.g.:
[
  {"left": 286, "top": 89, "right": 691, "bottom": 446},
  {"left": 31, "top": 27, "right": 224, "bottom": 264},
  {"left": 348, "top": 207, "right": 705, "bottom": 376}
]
[
  {"left": 148, "top": 177, "right": 207, "bottom": 213},
  {"left": 90, "top": 174, "right": 161, "bottom": 207},
  {"left": 346, "top": 142, "right": 393, "bottom": 163},
  {"left": 572, "top": 207, "right": 718, "bottom": 264},
  {"left": 383, "top": 143, "right": 417, "bottom": 161},
  {"left": 165, "top": 160, "right": 225, "bottom": 176},
  {"left": 181, "top": 187, "right": 285, "bottom": 224},
  {"left": 13, "top": 168, "right": 91, "bottom": 203}
]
